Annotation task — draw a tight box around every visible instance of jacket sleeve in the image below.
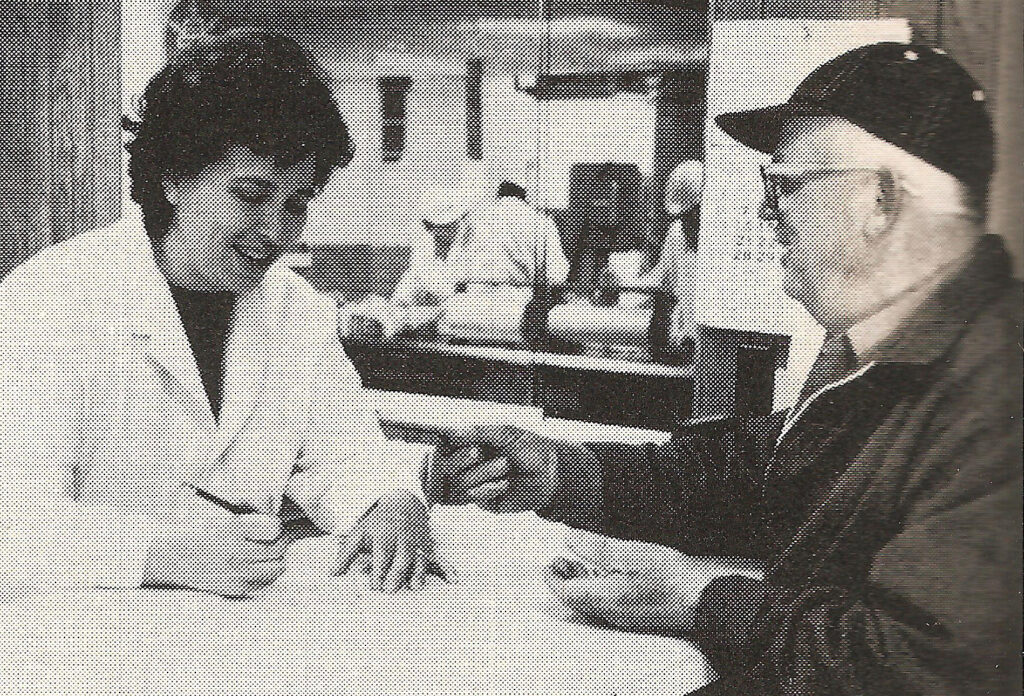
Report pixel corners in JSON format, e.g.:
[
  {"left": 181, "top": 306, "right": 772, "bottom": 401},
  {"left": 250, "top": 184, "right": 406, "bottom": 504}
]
[
  {"left": 0, "top": 272, "right": 155, "bottom": 589},
  {"left": 690, "top": 413, "right": 1023, "bottom": 696},
  {"left": 284, "top": 298, "right": 426, "bottom": 534},
  {"left": 542, "top": 414, "right": 782, "bottom": 557}
]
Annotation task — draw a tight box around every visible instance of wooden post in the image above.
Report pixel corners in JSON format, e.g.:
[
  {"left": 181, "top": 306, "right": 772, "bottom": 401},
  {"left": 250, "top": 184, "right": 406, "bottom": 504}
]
[{"left": 0, "top": 1, "right": 121, "bottom": 278}]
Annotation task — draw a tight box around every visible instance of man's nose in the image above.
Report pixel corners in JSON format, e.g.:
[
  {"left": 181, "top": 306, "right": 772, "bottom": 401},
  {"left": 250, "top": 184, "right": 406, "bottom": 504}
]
[{"left": 757, "top": 197, "right": 778, "bottom": 222}]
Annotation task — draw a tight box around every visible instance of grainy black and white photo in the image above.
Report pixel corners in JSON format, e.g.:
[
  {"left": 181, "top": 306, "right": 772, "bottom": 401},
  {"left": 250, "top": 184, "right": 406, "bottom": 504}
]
[{"left": 0, "top": 1, "right": 1020, "bottom": 694}]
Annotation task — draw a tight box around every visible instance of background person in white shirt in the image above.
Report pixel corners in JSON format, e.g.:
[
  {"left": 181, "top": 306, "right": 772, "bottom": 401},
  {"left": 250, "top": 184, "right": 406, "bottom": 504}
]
[
  {"left": 462, "top": 180, "right": 570, "bottom": 289},
  {"left": 342, "top": 182, "right": 480, "bottom": 340},
  {"left": 343, "top": 180, "right": 570, "bottom": 341},
  {"left": 641, "top": 160, "right": 703, "bottom": 346},
  {"left": 598, "top": 160, "right": 703, "bottom": 349}
]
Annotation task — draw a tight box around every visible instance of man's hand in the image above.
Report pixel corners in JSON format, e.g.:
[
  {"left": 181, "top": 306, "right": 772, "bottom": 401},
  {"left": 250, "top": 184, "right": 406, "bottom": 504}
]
[
  {"left": 565, "top": 533, "right": 687, "bottom": 574},
  {"left": 142, "top": 514, "right": 288, "bottom": 598},
  {"left": 335, "top": 490, "right": 436, "bottom": 593},
  {"left": 430, "top": 425, "right": 560, "bottom": 513},
  {"left": 544, "top": 543, "right": 763, "bottom": 635}
]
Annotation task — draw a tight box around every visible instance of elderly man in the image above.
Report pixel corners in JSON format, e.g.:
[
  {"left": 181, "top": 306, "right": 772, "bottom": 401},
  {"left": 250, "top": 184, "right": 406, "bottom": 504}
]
[{"left": 430, "top": 43, "right": 1022, "bottom": 695}]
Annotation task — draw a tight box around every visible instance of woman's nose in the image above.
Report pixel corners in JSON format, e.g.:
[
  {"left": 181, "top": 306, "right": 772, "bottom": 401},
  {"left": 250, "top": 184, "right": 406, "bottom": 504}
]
[{"left": 254, "top": 206, "right": 299, "bottom": 242}]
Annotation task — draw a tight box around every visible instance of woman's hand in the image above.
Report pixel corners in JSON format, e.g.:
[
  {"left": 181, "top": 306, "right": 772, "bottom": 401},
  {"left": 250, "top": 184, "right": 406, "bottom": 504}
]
[
  {"left": 335, "top": 490, "right": 436, "bottom": 593},
  {"left": 141, "top": 514, "right": 288, "bottom": 598}
]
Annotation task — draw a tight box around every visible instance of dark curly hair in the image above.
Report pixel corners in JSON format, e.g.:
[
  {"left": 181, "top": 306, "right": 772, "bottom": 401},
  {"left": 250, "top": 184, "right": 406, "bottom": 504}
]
[{"left": 124, "top": 30, "right": 354, "bottom": 238}]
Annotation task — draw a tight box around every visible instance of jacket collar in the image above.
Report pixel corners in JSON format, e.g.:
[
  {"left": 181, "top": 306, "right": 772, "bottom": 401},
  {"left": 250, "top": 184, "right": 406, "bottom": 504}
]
[
  {"left": 856, "top": 235, "right": 1015, "bottom": 366},
  {"left": 776, "top": 236, "right": 1013, "bottom": 450},
  {"left": 115, "top": 213, "right": 280, "bottom": 455},
  {"left": 115, "top": 215, "right": 215, "bottom": 430}
]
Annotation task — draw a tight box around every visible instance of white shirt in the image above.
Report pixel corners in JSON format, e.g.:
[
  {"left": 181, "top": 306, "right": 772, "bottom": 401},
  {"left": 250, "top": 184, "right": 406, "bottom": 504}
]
[
  {"left": 0, "top": 212, "right": 423, "bottom": 589},
  {"left": 638, "top": 221, "right": 698, "bottom": 345},
  {"left": 393, "top": 197, "right": 570, "bottom": 307}
]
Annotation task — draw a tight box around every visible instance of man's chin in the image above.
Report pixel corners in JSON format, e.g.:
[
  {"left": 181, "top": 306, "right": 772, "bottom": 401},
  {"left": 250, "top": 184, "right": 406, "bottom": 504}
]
[{"left": 782, "top": 274, "right": 816, "bottom": 313}]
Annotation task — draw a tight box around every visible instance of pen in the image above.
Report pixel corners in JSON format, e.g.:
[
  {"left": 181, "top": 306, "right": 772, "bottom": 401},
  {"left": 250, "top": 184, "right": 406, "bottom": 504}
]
[
  {"left": 190, "top": 485, "right": 452, "bottom": 583},
  {"left": 190, "top": 486, "right": 260, "bottom": 515}
]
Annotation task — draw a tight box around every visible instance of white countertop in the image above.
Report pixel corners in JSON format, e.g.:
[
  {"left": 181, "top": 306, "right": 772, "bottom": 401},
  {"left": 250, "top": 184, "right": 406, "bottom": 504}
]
[{"left": 0, "top": 508, "right": 712, "bottom": 696}]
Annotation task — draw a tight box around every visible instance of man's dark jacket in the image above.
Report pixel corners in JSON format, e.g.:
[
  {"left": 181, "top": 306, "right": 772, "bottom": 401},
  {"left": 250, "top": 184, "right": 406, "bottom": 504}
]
[{"left": 543, "top": 236, "right": 1023, "bottom": 695}]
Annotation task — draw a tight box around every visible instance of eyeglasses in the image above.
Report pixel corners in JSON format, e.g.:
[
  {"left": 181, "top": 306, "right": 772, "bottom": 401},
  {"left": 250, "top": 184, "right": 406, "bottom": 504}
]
[
  {"left": 759, "top": 164, "right": 980, "bottom": 221},
  {"left": 759, "top": 165, "right": 883, "bottom": 218}
]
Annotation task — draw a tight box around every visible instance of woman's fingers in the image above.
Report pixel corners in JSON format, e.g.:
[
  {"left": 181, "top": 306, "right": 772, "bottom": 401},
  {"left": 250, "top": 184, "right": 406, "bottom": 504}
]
[
  {"left": 335, "top": 524, "right": 368, "bottom": 575},
  {"left": 547, "top": 571, "right": 646, "bottom": 616},
  {"left": 546, "top": 572, "right": 598, "bottom": 614},
  {"left": 547, "top": 556, "right": 594, "bottom": 582},
  {"left": 410, "top": 555, "right": 427, "bottom": 590},
  {"left": 371, "top": 534, "right": 398, "bottom": 591},
  {"left": 347, "top": 314, "right": 384, "bottom": 341},
  {"left": 429, "top": 446, "right": 482, "bottom": 504},
  {"left": 384, "top": 546, "right": 415, "bottom": 593}
]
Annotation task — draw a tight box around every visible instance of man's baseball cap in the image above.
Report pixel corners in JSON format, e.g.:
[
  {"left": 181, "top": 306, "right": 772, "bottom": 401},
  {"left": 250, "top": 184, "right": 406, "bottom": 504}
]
[{"left": 715, "top": 42, "right": 994, "bottom": 200}]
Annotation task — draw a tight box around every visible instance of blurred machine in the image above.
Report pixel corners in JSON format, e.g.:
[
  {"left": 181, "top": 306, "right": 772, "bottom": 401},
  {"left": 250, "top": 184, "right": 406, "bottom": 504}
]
[
  {"left": 428, "top": 280, "right": 685, "bottom": 364},
  {"left": 564, "top": 162, "right": 651, "bottom": 293},
  {"left": 546, "top": 286, "right": 685, "bottom": 364}
]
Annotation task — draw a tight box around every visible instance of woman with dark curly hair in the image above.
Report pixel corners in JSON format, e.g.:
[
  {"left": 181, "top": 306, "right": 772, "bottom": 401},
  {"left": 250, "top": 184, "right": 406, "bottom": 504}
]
[{"left": 0, "top": 31, "right": 437, "bottom": 596}]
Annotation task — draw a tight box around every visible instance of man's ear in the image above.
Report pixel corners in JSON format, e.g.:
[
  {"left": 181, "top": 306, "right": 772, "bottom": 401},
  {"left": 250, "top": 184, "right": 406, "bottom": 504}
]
[{"left": 866, "top": 169, "right": 901, "bottom": 237}]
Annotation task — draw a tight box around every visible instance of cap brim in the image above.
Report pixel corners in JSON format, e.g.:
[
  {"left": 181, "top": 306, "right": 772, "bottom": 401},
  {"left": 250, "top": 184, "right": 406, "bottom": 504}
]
[{"left": 715, "top": 103, "right": 831, "bottom": 154}]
